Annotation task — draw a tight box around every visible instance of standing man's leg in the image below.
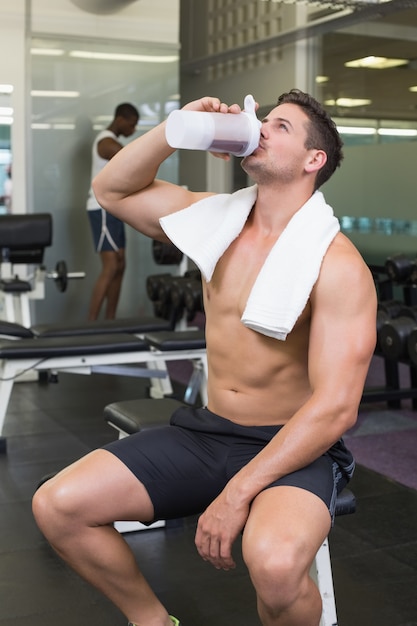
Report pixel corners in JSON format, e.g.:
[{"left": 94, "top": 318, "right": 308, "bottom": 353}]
[
  {"left": 87, "top": 208, "right": 126, "bottom": 320},
  {"left": 104, "top": 247, "right": 126, "bottom": 319},
  {"left": 88, "top": 249, "right": 125, "bottom": 320},
  {"left": 32, "top": 449, "right": 174, "bottom": 626},
  {"left": 242, "top": 485, "right": 331, "bottom": 626}
]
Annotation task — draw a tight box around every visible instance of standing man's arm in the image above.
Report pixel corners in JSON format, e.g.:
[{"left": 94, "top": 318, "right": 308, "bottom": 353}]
[
  {"left": 96, "top": 136, "right": 124, "bottom": 161},
  {"left": 92, "top": 97, "right": 241, "bottom": 241}
]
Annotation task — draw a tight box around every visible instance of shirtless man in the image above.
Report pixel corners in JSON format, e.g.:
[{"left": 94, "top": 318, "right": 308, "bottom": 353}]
[{"left": 33, "top": 89, "right": 377, "bottom": 626}]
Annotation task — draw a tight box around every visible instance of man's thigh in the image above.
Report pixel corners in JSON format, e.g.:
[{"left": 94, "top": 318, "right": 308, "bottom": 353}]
[
  {"left": 42, "top": 449, "right": 156, "bottom": 525},
  {"left": 104, "top": 424, "right": 229, "bottom": 522},
  {"left": 242, "top": 485, "right": 332, "bottom": 574}
]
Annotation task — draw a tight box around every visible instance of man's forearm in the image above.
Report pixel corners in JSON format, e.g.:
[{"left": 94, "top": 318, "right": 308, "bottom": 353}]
[{"left": 93, "top": 120, "right": 175, "bottom": 209}]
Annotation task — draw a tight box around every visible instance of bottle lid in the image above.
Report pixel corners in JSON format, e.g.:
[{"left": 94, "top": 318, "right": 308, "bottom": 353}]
[{"left": 233, "top": 94, "right": 261, "bottom": 157}]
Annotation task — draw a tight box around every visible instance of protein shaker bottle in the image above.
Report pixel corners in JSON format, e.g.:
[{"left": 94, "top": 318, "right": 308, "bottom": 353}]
[{"left": 165, "top": 94, "right": 261, "bottom": 157}]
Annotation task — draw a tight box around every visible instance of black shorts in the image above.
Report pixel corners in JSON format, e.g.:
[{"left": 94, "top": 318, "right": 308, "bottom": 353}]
[
  {"left": 103, "top": 406, "right": 355, "bottom": 525},
  {"left": 88, "top": 208, "right": 126, "bottom": 252}
]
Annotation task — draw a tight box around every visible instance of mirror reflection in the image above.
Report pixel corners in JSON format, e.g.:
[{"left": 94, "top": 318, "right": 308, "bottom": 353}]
[{"left": 0, "top": 86, "right": 12, "bottom": 215}]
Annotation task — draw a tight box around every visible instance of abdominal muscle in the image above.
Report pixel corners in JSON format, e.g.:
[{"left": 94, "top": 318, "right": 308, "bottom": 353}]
[
  {"left": 204, "top": 308, "right": 312, "bottom": 427},
  {"left": 201, "top": 223, "right": 313, "bottom": 426}
]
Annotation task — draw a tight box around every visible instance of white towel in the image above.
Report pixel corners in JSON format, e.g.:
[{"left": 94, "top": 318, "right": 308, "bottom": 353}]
[{"left": 160, "top": 185, "right": 340, "bottom": 340}]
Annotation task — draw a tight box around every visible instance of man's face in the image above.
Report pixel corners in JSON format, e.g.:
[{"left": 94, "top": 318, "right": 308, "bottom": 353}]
[
  {"left": 120, "top": 115, "right": 139, "bottom": 137},
  {"left": 242, "top": 102, "right": 312, "bottom": 185}
]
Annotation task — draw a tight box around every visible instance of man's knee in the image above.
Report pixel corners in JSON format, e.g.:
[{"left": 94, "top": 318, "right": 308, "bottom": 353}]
[
  {"left": 32, "top": 475, "right": 81, "bottom": 541},
  {"left": 244, "top": 535, "right": 309, "bottom": 609}
]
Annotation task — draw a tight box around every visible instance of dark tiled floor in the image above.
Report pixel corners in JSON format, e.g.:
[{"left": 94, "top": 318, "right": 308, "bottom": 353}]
[{"left": 1, "top": 371, "right": 417, "bottom": 625}]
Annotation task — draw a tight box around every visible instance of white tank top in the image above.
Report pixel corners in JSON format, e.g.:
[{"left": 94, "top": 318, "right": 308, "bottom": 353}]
[{"left": 86, "top": 129, "right": 117, "bottom": 211}]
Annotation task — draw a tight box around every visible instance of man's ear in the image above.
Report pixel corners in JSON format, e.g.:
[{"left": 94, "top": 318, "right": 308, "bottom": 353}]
[{"left": 305, "top": 149, "right": 327, "bottom": 173}]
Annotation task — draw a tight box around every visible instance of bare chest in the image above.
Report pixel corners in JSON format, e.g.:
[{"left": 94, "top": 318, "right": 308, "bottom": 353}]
[{"left": 206, "top": 229, "right": 278, "bottom": 314}]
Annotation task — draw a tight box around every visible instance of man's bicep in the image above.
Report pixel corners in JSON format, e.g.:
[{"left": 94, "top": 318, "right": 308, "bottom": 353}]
[
  {"left": 104, "top": 180, "right": 212, "bottom": 241},
  {"left": 308, "top": 262, "right": 377, "bottom": 403}
]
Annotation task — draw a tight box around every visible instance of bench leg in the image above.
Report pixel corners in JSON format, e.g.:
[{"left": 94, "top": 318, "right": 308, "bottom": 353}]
[
  {"left": 0, "top": 361, "right": 16, "bottom": 441},
  {"left": 114, "top": 520, "right": 166, "bottom": 533},
  {"left": 147, "top": 359, "right": 173, "bottom": 399},
  {"left": 310, "top": 537, "right": 338, "bottom": 626}
]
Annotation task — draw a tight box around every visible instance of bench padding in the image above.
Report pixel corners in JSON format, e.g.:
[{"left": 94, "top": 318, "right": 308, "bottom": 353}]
[
  {"left": 104, "top": 397, "right": 184, "bottom": 433},
  {"left": 144, "top": 329, "right": 206, "bottom": 351},
  {"left": 32, "top": 316, "right": 173, "bottom": 338},
  {"left": 0, "top": 321, "right": 35, "bottom": 339},
  {"left": 0, "top": 333, "right": 148, "bottom": 359}
]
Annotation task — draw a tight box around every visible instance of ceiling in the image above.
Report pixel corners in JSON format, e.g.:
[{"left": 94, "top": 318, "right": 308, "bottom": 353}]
[{"left": 320, "top": 4, "right": 417, "bottom": 120}]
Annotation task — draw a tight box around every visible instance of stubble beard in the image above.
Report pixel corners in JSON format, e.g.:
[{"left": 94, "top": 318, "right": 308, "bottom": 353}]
[{"left": 241, "top": 156, "right": 294, "bottom": 186}]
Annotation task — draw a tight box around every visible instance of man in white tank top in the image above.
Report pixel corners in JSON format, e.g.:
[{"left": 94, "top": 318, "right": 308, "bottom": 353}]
[{"left": 86, "top": 102, "right": 139, "bottom": 320}]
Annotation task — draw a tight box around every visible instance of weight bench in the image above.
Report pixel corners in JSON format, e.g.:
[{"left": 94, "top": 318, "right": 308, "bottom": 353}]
[
  {"left": 104, "top": 397, "right": 356, "bottom": 626},
  {"left": 0, "top": 213, "right": 52, "bottom": 327},
  {"left": 0, "top": 329, "right": 207, "bottom": 449},
  {"left": 0, "top": 316, "right": 173, "bottom": 340}
]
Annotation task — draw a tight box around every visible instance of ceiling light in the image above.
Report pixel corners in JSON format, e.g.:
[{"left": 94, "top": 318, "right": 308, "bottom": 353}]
[
  {"left": 337, "top": 126, "right": 376, "bottom": 135},
  {"left": 378, "top": 128, "right": 417, "bottom": 137},
  {"left": 31, "top": 90, "right": 80, "bottom": 98},
  {"left": 31, "top": 48, "right": 65, "bottom": 56},
  {"left": 0, "top": 107, "right": 13, "bottom": 116},
  {"left": 315, "top": 76, "right": 329, "bottom": 84},
  {"left": 325, "top": 98, "right": 372, "bottom": 107},
  {"left": 0, "top": 84, "right": 13, "bottom": 94},
  {"left": 69, "top": 51, "right": 178, "bottom": 63},
  {"left": 345, "top": 56, "right": 408, "bottom": 69},
  {"left": 409, "top": 85, "right": 417, "bottom": 92}
]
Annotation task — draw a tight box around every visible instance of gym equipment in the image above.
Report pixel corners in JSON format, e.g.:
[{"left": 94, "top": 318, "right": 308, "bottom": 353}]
[
  {"left": 378, "top": 316, "right": 417, "bottom": 360},
  {"left": 0, "top": 213, "right": 86, "bottom": 326},
  {"left": 385, "top": 253, "right": 417, "bottom": 284},
  {"left": 146, "top": 270, "right": 203, "bottom": 325},
  {"left": 146, "top": 273, "right": 172, "bottom": 302},
  {"left": 0, "top": 328, "right": 207, "bottom": 449},
  {"left": 407, "top": 328, "right": 417, "bottom": 366},
  {"left": 362, "top": 263, "right": 417, "bottom": 410},
  {"left": 377, "top": 299, "right": 403, "bottom": 319},
  {"left": 152, "top": 240, "right": 183, "bottom": 265},
  {"left": 103, "top": 396, "right": 356, "bottom": 626},
  {"left": 46, "top": 260, "right": 85, "bottom": 293}
]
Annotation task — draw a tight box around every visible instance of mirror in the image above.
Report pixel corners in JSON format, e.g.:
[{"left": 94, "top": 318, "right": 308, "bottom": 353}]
[{"left": 0, "top": 85, "right": 12, "bottom": 215}]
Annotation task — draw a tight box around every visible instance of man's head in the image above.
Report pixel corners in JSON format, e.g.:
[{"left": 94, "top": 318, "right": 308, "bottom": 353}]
[
  {"left": 276, "top": 89, "right": 343, "bottom": 190},
  {"left": 113, "top": 102, "right": 140, "bottom": 137}
]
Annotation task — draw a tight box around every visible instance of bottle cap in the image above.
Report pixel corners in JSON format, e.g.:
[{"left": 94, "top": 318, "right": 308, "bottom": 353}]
[{"left": 234, "top": 94, "right": 261, "bottom": 157}]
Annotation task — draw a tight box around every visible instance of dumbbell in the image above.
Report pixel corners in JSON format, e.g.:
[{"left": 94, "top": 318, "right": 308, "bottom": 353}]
[
  {"left": 184, "top": 279, "right": 204, "bottom": 321},
  {"left": 169, "top": 270, "right": 201, "bottom": 309},
  {"left": 407, "top": 328, "right": 417, "bottom": 366},
  {"left": 45, "top": 260, "right": 85, "bottom": 293},
  {"left": 377, "top": 299, "right": 404, "bottom": 319},
  {"left": 378, "top": 315, "right": 417, "bottom": 360},
  {"left": 152, "top": 240, "right": 183, "bottom": 265},
  {"left": 146, "top": 273, "right": 172, "bottom": 302},
  {"left": 385, "top": 254, "right": 417, "bottom": 284}
]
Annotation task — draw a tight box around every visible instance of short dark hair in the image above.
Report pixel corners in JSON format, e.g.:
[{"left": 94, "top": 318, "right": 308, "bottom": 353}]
[
  {"left": 277, "top": 89, "right": 343, "bottom": 190},
  {"left": 114, "top": 102, "right": 140, "bottom": 120}
]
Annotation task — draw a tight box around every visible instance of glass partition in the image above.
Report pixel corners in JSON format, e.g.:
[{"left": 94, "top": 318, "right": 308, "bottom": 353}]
[
  {"left": 30, "top": 36, "right": 179, "bottom": 322},
  {"left": 0, "top": 86, "right": 12, "bottom": 215}
]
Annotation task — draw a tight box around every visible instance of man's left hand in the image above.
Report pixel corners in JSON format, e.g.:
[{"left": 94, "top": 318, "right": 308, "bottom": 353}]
[{"left": 194, "top": 494, "right": 250, "bottom": 570}]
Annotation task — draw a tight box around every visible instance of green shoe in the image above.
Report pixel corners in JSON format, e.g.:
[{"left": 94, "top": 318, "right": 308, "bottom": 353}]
[{"left": 127, "top": 618, "right": 180, "bottom": 626}]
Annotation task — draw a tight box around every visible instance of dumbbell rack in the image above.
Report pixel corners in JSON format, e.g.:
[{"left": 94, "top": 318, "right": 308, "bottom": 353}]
[{"left": 366, "top": 264, "right": 417, "bottom": 410}]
